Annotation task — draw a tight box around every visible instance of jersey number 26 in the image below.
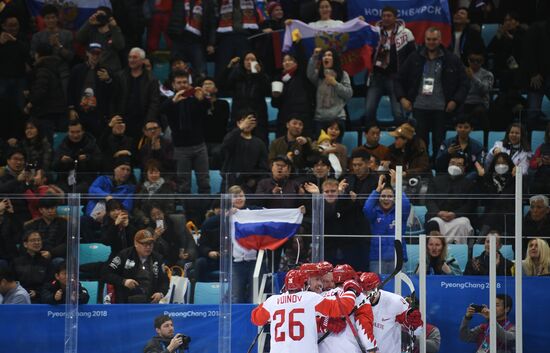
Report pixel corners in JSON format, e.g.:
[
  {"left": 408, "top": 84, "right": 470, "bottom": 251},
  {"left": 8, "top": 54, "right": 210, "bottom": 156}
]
[{"left": 273, "top": 308, "right": 305, "bottom": 342}]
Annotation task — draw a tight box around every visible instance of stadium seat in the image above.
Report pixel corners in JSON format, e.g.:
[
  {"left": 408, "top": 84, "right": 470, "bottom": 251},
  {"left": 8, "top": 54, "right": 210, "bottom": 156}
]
[
  {"left": 531, "top": 130, "right": 545, "bottom": 151},
  {"left": 342, "top": 131, "right": 359, "bottom": 155},
  {"left": 347, "top": 97, "right": 365, "bottom": 124},
  {"left": 413, "top": 205, "right": 428, "bottom": 225},
  {"left": 152, "top": 62, "right": 170, "bottom": 82},
  {"left": 53, "top": 132, "right": 66, "bottom": 150},
  {"left": 266, "top": 97, "right": 278, "bottom": 127},
  {"left": 79, "top": 243, "right": 111, "bottom": 265},
  {"left": 487, "top": 131, "right": 505, "bottom": 150},
  {"left": 481, "top": 24, "right": 499, "bottom": 46},
  {"left": 56, "top": 205, "right": 84, "bottom": 217},
  {"left": 209, "top": 170, "right": 222, "bottom": 193},
  {"left": 133, "top": 168, "right": 142, "bottom": 183},
  {"left": 377, "top": 96, "right": 394, "bottom": 123},
  {"left": 379, "top": 131, "right": 394, "bottom": 147},
  {"left": 81, "top": 281, "right": 99, "bottom": 304},
  {"left": 404, "top": 244, "right": 419, "bottom": 275},
  {"left": 268, "top": 132, "right": 276, "bottom": 146},
  {"left": 445, "top": 130, "right": 484, "bottom": 146},
  {"left": 448, "top": 244, "right": 468, "bottom": 272},
  {"left": 473, "top": 244, "right": 514, "bottom": 261},
  {"left": 193, "top": 282, "right": 220, "bottom": 304}
]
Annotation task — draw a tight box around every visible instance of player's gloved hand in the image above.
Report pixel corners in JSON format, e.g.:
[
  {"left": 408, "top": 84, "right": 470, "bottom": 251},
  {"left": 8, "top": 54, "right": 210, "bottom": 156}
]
[
  {"left": 326, "top": 317, "right": 346, "bottom": 333},
  {"left": 404, "top": 309, "right": 423, "bottom": 330},
  {"left": 316, "top": 316, "right": 326, "bottom": 333},
  {"left": 343, "top": 279, "right": 362, "bottom": 296}
]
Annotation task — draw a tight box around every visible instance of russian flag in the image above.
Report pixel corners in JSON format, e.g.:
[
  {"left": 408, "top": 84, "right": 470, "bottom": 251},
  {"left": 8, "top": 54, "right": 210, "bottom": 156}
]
[
  {"left": 348, "top": 0, "right": 452, "bottom": 47},
  {"left": 232, "top": 209, "right": 304, "bottom": 251},
  {"left": 26, "top": 0, "right": 111, "bottom": 31},
  {"left": 282, "top": 18, "right": 379, "bottom": 75}
]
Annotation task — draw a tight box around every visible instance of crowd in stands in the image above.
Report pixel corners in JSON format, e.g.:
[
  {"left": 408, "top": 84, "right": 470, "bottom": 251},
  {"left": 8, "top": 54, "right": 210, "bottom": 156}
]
[{"left": 1, "top": 0, "right": 550, "bottom": 304}]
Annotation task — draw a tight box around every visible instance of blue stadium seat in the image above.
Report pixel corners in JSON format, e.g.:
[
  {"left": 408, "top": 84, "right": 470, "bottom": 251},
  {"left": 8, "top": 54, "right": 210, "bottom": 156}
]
[
  {"left": 266, "top": 97, "right": 278, "bottom": 127},
  {"left": 377, "top": 96, "right": 394, "bottom": 123},
  {"left": 448, "top": 244, "right": 468, "bottom": 272},
  {"left": 542, "top": 96, "right": 550, "bottom": 116},
  {"left": 193, "top": 282, "right": 220, "bottom": 304},
  {"left": 413, "top": 205, "right": 428, "bottom": 225},
  {"left": 487, "top": 131, "right": 505, "bottom": 150},
  {"left": 209, "top": 170, "right": 222, "bottom": 193},
  {"left": 445, "top": 130, "right": 484, "bottom": 146},
  {"left": 206, "top": 62, "right": 215, "bottom": 77},
  {"left": 56, "top": 205, "right": 84, "bottom": 217},
  {"left": 342, "top": 131, "right": 358, "bottom": 155},
  {"left": 268, "top": 132, "right": 276, "bottom": 146},
  {"left": 481, "top": 24, "right": 499, "bottom": 46},
  {"left": 133, "top": 168, "right": 142, "bottom": 183},
  {"left": 379, "top": 131, "right": 394, "bottom": 147},
  {"left": 152, "top": 62, "right": 170, "bottom": 82},
  {"left": 347, "top": 97, "right": 365, "bottom": 124},
  {"left": 53, "top": 132, "right": 66, "bottom": 150},
  {"left": 473, "top": 244, "right": 514, "bottom": 261},
  {"left": 81, "top": 281, "right": 99, "bottom": 304},
  {"left": 531, "top": 130, "right": 545, "bottom": 151},
  {"left": 353, "top": 70, "right": 367, "bottom": 85},
  {"left": 79, "top": 243, "right": 111, "bottom": 265},
  {"left": 404, "top": 244, "right": 419, "bottom": 275}
]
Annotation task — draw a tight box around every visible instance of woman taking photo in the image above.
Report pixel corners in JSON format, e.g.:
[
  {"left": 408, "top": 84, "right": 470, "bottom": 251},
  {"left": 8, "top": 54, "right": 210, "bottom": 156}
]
[{"left": 416, "top": 232, "right": 462, "bottom": 275}]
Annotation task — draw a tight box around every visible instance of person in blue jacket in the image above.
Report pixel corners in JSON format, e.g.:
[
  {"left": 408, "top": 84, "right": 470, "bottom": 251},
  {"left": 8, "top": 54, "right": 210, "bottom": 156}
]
[
  {"left": 363, "top": 170, "right": 409, "bottom": 274},
  {"left": 85, "top": 156, "right": 136, "bottom": 216}
]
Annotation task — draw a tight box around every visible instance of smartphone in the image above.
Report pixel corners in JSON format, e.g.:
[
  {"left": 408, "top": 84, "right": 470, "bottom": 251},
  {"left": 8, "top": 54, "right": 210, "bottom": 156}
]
[
  {"left": 250, "top": 61, "right": 258, "bottom": 73},
  {"left": 156, "top": 219, "right": 164, "bottom": 229},
  {"left": 470, "top": 304, "right": 485, "bottom": 313},
  {"left": 182, "top": 88, "right": 195, "bottom": 98}
]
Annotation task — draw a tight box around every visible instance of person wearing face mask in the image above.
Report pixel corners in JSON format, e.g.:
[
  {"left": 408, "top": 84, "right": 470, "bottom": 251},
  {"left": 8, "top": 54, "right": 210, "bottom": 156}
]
[
  {"left": 476, "top": 152, "right": 518, "bottom": 241},
  {"left": 426, "top": 154, "right": 475, "bottom": 244},
  {"left": 485, "top": 123, "right": 532, "bottom": 175},
  {"left": 363, "top": 172, "right": 410, "bottom": 274}
]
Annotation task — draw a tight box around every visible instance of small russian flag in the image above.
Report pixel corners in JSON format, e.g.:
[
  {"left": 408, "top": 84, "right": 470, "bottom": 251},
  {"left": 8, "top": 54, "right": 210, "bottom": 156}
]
[{"left": 232, "top": 208, "right": 304, "bottom": 250}]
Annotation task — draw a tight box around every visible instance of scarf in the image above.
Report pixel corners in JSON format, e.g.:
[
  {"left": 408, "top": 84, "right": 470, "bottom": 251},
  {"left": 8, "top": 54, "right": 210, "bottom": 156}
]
[
  {"left": 143, "top": 178, "right": 165, "bottom": 195},
  {"left": 217, "top": 0, "right": 259, "bottom": 33},
  {"left": 477, "top": 320, "right": 513, "bottom": 352},
  {"left": 281, "top": 66, "right": 297, "bottom": 82},
  {"left": 184, "top": 0, "right": 203, "bottom": 36},
  {"left": 491, "top": 173, "right": 509, "bottom": 193},
  {"left": 374, "top": 26, "right": 397, "bottom": 69}
]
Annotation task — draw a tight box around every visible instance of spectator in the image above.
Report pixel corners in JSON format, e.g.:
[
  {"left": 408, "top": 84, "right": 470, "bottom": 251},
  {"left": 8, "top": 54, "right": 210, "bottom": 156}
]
[
  {"left": 300, "top": 154, "right": 333, "bottom": 187},
  {"left": 222, "top": 52, "right": 271, "bottom": 145},
  {"left": 477, "top": 152, "right": 517, "bottom": 240},
  {"left": 25, "top": 42, "right": 67, "bottom": 142},
  {"left": 136, "top": 120, "right": 174, "bottom": 172},
  {"left": 463, "top": 51, "right": 494, "bottom": 131},
  {"left": 363, "top": 173, "right": 410, "bottom": 274},
  {"left": 52, "top": 120, "right": 102, "bottom": 193},
  {"left": 435, "top": 116, "right": 483, "bottom": 179},
  {"left": 416, "top": 232, "right": 462, "bottom": 275},
  {"left": 161, "top": 71, "right": 210, "bottom": 194},
  {"left": 449, "top": 7, "right": 485, "bottom": 64},
  {"left": 0, "top": 199, "right": 20, "bottom": 268},
  {"left": 269, "top": 116, "right": 315, "bottom": 174},
  {"left": 40, "top": 261, "right": 89, "bottom": 304},
  {"left": 99, "top": 116, "right": 134, "bottom": 172},
  {"left": 464, "top": 231, "right": 513, "bottom": 276},
  {"left": 387, "top": 123, "right": 430, "bottom": 179},
  {"left": 365, "top": 6, "right": 415, "bottom": 125},
  {"left": 86, "top": 156, "right": 136, "bottom": 216},
  {"left": 255, "top": 156, "right": 302, "bottom": 209},
  {"left": 0, "top": 267, "right": 30, "bottom": 304},
  {"left": 529, "top": 122, "right": 550, "bottom": 194},
  {"left": 67, "top": 42, "right": 120, "bottom": 139},
  {"left": 143, "top": 0, "right": 173, "bottom": 52},
  {"left": 353, "top": 121, "right": 391, "bottom": 165},
  {"left": 76, "top": 7, "right": 125, "bottom": 72},
  {"left": 30, "top": 5, "right": 74, "bottom": 92},
  {"left": 200, "top": 77, "right": 230, "bottom": 169},
  {"left": 100, "top": 199, "right": 138, "bottom": 259},
  {"left": 110, "top": 0, "right": 147, "bottom": 51},
  {"left": 0, "top": 13, "right": 29, "bottom": 110},
  {"left": 459, "top": 295, "right": 515, "bottom": 352},
  {"left": 23, "top": 170, "right": 64, "bottom": 219},
  {"left": 426, "top": 154, "right": 475, "bottom": 244},
  {"left": 116, "top": 47, "right": 160, "bottom": 139},
  {"left": 0, "top": 149, "right": 32, "bottom": 226},
  {"left": 484, "top": 123, "right": 532, "bottom": 175},
  {"left": 24, "top": 198, "right": 67, "bottom": 260},
  {"left": 395, "top": 27, "right": 470, "bottom": 158},
  {"left": 316, "top": 121, "right": 348, "bottom": 178},
  {"left": 262, "top": 2, "right": 285, "bottom": 32},
  {"left": 278, "top": 235, "right": 311, "bottom": 272},
  {"left": 487, "top": 12, "right": 525, "bottom": 94},
  {"left": 522, "top": 195, "right": 550, "bottom": 251},
  {"left": 519, "top": 238, "right": 550, "bottom": 276},
  {"left": 102, "top": 229, "right": 168, "bottom": 303},
  {"left": 467, "top": 0, "right": 499, "bottom": 26},
  {"left": 522, "top": 19, "right": 550, "bottom": 128},
  {"left": 271, "top": 44, "right": 315, "bottom": 137},
  {"left": 220, "top": 110, "right": 269, "bottom": 193},
  {"left": 167, "top": 0, "right": 216, "bottom": 76},
  {"left": 256, "top": 2, "right": 286, "bottom": 78},
  {"left": 12, "top": 231, "right": 54, "bottom": 303},
  {"left": 196, "top": 199, "right": 229, "bottom": 281},
  {"left": 143, "top": 314, "right": 189, "bottom": 353},
  {"left": 133, "top": 159, "right": 176, "bottom": 227},
  {"left": 15, "top": 118, "right": 53, "bottom": 172},
  {"left": 307, "top": 0, "right": 344, "bottom": 30},
  {"left": 307, "top": 47, "right": 353, "bottom": 137}
]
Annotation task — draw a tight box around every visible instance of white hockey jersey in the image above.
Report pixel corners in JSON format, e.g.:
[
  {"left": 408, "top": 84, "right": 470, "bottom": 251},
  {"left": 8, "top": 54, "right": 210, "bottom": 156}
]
[{"left": 371, "top": 289, "right": 410, "bottom": 353}]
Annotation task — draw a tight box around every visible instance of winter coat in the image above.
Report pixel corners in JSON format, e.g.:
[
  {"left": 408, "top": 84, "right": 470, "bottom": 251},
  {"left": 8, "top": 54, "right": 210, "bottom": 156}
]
[
  {"left": 52, "top": 133, "right": 102, "bottom": 182},
  {"left": 372, "top": 19, "right": 416, "bottom": 74},
  {"left": 85, "top": 175, "right": 136, "bottom": 215},
  {"left": 435, "top": 135, "right": 484, "bottom": 176},
  {"left": 18, "top": 137, "right": 53, "bottom": 171},
  {"left": 40, "top": 279, "right": 89, "bottom": 304},
  {"left": 485, "top": 140, "right": 532, "bottom": 175},
  {"left": 11, "top": 252, "right": 53, "bottom": 302},
  {"left": 100, "top": 218, "right": 138, "bottom": 259},
  {"left": 448, "top": 25, "right": 485, "bottom": 64},
  {"left": 464, "top": 250, "right": 513, "bottom": 276},
  {"left": 388, "top": 137, "right": 431, "bottom": 177},
  {"left": 426, "top": 174, "right": 475, "bottom": 220},
  {"left": 167, "top": 0, "right": 216, "bottom": 46},
  {"left": 160, "top": 96, "right": 209, "bottom": 147},
  {"left": 363, "top": 190, "right": 410, "bottom": 262},
  {"left": 98, "top": 131, "right": 135, "bottom": 172},
  {"left": 28, "top": 56, "right": 67, "bottom": 118}
]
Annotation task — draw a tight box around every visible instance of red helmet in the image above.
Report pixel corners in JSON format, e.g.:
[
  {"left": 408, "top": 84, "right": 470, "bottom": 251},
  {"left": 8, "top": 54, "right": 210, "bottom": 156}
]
[
  {"left": 333, "top": 264, "right": 357, "bottom": 283},
  {"left": 284, "top": 270, "right": 308, "bottom": 291},
  {"left": 299, "top": 263, "right": 324, "bottom": 277},
  {"left": 318, "top": 261, "right": 333, "bottom": 275},
  {"left": 359, "top": 272, "right": 381, "bottom": 292}
]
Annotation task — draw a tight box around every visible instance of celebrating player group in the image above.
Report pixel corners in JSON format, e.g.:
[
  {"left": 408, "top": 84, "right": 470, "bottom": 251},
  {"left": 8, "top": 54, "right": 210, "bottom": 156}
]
[{"left": 251, "top": 261, "right": 423, "bottom": 353}]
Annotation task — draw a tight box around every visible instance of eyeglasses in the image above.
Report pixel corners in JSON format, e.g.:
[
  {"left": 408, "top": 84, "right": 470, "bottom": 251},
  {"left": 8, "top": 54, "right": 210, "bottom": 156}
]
[
  {"left": 145, "top": 126, "right": 160, "bottom": 132},
  {"left": 138, "top": 242, "right": 154, "bottom": 247}
]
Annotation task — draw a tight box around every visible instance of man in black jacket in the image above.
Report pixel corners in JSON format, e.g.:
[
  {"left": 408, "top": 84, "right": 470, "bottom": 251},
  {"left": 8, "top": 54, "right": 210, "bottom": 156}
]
[
  {"left": 395, "top": 27, "right": 470, "bottom": 160},
  {"left": 448, "top": 7, "right": 485, "bottom": 65},
  {"left": 0, "top": 149, "right": 32, "bottom": 227},
  {"left": 143, "top": 315, "right": 189, "bottom": 353},
  {"left": 24, "top": 198, "right": 67, "bottom": 260},
  {"left": 161, "top": 71, "right": 210, "bottom": 194},
  {"left": 102, "top": 229, "right": 169, "bottom": 303},
  {"left": 464, "top": 232, "right": 513, "bottom": 276}
]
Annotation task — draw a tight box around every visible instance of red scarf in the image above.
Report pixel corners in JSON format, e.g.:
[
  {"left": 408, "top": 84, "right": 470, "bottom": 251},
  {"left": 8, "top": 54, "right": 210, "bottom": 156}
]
[
  {"left": 217, "top": 0, "right": 259, "bottom": 33},
  {"left": 184, "top": 0, "right": 203, "bottom": 36}
]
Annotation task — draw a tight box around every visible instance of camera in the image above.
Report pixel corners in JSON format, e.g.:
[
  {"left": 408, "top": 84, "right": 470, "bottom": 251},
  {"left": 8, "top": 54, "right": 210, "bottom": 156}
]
[
  {"left": 25, "top": 162, "right": 37, "bottom": 174},
  {"left": 175, "top": 334, "right": 191, "bottom": 349},
  {"left": 470, "top": 304, "right": 485, "bottom": 313},
  {"left": 96, "top": 13, "right": 109, "bottom": 26}
]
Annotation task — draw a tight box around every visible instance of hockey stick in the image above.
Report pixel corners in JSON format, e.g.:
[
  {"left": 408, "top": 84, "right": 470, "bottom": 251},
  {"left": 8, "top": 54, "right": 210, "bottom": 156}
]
[
  {"left": 334, "top": 292, "right": 368, "bottom": 353},
  {"left": 246, "top": 326, "right": 265, "bottom": 353}
]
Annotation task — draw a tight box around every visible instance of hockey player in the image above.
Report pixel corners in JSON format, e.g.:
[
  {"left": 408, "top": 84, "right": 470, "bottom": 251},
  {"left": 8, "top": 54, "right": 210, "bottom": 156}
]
[
  {"left": 359, "top": 272, "right": 423, "bottom": 353},
  {"left": 251, "top": 269, "right": 363, "bottom": 353},
  {"left": 318, "top": 264, "right": 378, "bottom": 353},
  {"left": 319, "top": 261, "right": 335, "bottom": 291},
  {"left": 299, "top": 262, "right": 326, "bottom": 293}
]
